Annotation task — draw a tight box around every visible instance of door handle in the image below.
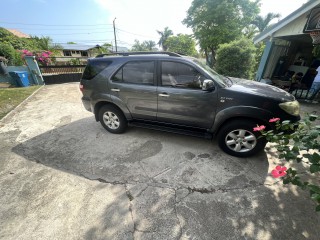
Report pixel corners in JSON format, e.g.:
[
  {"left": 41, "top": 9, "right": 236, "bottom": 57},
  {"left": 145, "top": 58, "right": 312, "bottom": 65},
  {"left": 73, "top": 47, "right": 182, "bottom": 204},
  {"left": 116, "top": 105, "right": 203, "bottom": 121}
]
[
  {"left": 111, "top": 88, "right": 120, "bottom": 92},
  {"left": 159, "top": 93, "right": 169, "bottom": 97}
]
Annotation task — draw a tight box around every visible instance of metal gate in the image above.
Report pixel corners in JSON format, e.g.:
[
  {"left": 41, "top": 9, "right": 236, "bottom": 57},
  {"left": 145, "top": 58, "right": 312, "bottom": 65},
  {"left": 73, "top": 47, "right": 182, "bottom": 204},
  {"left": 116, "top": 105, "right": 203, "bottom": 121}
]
[{"left": 39, "top": 65, "right": 86, "bottom": 84}]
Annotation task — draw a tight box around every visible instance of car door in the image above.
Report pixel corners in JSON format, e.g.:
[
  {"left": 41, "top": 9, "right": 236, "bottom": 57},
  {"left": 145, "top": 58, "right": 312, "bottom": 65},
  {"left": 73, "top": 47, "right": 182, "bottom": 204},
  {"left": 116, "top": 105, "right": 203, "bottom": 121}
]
[
  {"left": 157, "top": 60, "right": 218, "bottom": 129},
  {"left": 109, "top": 60, "right": 157, "bottom": 120}
]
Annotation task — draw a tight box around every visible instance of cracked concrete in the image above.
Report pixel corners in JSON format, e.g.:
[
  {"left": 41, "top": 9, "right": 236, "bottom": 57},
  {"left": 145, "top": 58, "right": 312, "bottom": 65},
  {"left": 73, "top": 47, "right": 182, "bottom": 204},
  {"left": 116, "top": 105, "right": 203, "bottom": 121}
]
[{"left": 0, "top": 82, "right": 320, "bottom": 240}]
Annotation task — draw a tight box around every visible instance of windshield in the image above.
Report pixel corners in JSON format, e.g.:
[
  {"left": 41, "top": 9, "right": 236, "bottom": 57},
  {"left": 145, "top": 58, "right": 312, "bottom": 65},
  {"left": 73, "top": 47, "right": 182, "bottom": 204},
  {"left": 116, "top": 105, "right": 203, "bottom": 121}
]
[{"left": 191, "top": 59, "right": 228, "bottom": 87}]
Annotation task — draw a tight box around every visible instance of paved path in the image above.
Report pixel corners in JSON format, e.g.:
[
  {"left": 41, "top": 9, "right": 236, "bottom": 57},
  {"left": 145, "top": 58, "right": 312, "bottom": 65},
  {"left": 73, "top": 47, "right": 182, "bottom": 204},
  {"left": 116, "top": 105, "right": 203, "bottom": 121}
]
[{"left": 0, "top": 83, "right": 319, "bottom": 240}]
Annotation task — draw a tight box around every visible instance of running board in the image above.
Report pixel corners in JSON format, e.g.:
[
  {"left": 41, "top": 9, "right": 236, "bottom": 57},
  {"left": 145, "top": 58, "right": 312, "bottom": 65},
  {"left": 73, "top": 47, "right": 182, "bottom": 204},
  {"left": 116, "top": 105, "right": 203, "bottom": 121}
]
[{"left": 129, "top": 121, "right": 213, "bottom": 139}]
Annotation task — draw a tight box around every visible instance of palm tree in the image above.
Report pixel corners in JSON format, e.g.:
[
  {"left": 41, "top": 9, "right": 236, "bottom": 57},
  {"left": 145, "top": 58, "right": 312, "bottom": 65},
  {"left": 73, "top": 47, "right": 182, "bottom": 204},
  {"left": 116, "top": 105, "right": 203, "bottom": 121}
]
[
  {"left": 157, "top": 27, "right": 173, "bottom": 51},
  {"left": 243, "top": 25, "right": 259, "bottom": 39},
  {"left": 252, "top": 13, "right": 281, "bottom": 33},
  {"left": 144, "top": 40, "right": 156, "bottom": 51},
  {"left": 31, "top": 36, "right": 62, "bottom": 51}
]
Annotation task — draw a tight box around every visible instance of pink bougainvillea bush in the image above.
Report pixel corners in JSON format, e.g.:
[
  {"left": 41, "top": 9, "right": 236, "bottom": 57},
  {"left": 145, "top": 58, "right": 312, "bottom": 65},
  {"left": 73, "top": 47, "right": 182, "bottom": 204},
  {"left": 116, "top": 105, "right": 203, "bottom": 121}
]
[
  {"left": 255, "top": 115, "right": 320, "bottom": 211},
  {"left": 20, "top": 49, "right": 52, "bottom": 66}
]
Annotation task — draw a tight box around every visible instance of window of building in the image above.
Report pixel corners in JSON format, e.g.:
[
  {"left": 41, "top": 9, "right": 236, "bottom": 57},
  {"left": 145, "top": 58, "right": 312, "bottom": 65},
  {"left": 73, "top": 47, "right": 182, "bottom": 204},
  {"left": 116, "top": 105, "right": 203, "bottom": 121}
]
[
  {"left": 63, "top": 50, "right": 71, "bottom": 56},
  {"left": 81, "top": 51, "right": 88, "bottom": 57}
]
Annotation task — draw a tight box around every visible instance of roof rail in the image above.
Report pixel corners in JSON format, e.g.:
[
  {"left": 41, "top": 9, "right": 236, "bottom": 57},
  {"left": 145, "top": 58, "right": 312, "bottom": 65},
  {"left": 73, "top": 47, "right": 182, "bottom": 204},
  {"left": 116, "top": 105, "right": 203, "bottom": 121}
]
[{"left": 95, "top": 51, "right": 182, "bottom": 58}]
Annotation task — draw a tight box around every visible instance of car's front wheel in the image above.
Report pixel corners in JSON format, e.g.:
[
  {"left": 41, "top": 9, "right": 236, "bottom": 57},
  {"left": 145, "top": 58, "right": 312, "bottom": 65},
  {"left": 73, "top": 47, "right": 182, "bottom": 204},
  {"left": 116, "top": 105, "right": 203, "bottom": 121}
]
[
  {"left": 99, "top": 105, "right": 127, "bottom": 134},
  {"left": 217, "top": 120, "right": 267, "bottom": 157}
]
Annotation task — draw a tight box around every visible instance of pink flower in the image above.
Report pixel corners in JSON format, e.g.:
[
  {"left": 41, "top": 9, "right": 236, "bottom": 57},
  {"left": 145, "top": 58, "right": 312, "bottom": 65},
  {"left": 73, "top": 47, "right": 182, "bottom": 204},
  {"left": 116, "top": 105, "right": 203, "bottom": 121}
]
[
  {"left": 253, "top": 125, "right": 266, "bottom": 131},
  {"left": 269, "top": 118, "right": 280, "bottom": 123},
  {"left": 271, "top": 166, "right": 287, "bottom": 178}
]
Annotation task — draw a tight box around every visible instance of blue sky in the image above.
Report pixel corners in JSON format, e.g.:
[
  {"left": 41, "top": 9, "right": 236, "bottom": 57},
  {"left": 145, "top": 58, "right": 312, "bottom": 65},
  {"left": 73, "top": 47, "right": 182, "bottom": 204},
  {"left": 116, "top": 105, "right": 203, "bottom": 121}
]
[{"left": 0, "top": 0, "right": 308, "bottom": 49}]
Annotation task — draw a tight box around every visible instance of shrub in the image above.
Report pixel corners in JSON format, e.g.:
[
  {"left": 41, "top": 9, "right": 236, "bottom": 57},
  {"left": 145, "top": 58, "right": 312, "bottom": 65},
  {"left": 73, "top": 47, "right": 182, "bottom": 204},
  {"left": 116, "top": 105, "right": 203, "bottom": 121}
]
[
  {"left": 0, "top": 42, "right": 24, "bottom": 66},
  {"left": 20, "top": 49, "right": 53, "bottom": 66},
  {"left": 216, "top": 38, "right": 256, "bottom": 79},
  {"left": 255, "top": 115, "right": 320, "bottom": 211}
]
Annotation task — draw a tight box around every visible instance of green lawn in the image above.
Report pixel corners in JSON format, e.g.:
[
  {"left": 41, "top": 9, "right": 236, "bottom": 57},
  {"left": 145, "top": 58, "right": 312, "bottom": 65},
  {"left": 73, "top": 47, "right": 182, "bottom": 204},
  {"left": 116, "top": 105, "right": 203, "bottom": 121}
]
[{"left": 0, "top": 86, "right": 42, "bottom": 120}]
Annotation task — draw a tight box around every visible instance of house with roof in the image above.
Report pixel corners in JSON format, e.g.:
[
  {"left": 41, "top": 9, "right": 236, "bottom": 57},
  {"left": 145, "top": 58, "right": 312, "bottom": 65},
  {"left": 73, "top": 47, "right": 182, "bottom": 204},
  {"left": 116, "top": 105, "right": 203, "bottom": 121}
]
[
  {"left": 6, "top": 29, "right": 30, "bottom": 38},
  {"left": 254, "top": 0, "right": 320, "bottom": 93},
  {"left": 59, "top": 43, "right": 100, "bottom": 58}
]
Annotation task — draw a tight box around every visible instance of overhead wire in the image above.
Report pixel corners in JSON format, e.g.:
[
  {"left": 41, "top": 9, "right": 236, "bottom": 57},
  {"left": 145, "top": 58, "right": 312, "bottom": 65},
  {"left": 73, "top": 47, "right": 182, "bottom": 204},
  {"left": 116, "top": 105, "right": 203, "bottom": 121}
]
[
  {"left": 0, "top": 21, "right": 112, "bottom": 26},
  {"left": 0, "top": 20, "right": 161, "bottom": 48}
]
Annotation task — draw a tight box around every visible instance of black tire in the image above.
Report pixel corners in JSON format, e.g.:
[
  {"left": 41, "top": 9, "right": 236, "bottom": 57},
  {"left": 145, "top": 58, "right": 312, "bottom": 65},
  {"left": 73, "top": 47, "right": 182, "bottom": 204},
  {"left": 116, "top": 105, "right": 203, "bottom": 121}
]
[
  {"left": 217, "top": 120, "right": 267, "bottom": 157},
  {"left": 98, "top": 105, "right": 127, "bottom": 134}
]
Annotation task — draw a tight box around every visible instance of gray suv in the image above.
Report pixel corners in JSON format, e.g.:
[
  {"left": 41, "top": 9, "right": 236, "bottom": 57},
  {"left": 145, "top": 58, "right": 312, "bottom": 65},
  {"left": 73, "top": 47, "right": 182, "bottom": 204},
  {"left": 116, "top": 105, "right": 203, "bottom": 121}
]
[{"left": 80, "top": 52, "right": 300, "bottom": 157}]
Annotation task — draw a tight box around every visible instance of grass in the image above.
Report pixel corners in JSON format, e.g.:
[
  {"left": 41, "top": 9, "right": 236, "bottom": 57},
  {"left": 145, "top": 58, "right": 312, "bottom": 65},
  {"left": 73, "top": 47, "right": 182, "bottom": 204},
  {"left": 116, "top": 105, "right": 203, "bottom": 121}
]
[{"left": 0, "top": 86, "right": 42, "bottom": 120}]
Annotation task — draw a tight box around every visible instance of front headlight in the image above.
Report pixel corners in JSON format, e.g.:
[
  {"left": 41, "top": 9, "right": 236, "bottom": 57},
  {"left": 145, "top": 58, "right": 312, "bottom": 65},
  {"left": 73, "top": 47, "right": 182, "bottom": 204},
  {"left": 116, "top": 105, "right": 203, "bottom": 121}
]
[{"left": 279, "top": 100, "right": 300, "bottom": 116}]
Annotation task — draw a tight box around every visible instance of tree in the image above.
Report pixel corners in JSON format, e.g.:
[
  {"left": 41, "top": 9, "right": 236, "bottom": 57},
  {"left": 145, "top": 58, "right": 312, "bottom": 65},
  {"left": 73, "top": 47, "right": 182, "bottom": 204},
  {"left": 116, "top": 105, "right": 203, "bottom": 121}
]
[
  {"left": 143, "top": 40, "right": 157, "bottom": 51},
  {"left": 252, "top": 13, "right": 281, "bottom": 33},
  {"left": 183, "top": 0, "right": 260, "bottom": 67},
  {"left": 131, "top": 40, "right": 146, "bottom": 51},
  {"left": 243, "top": 25, "right": 259, "bottom": 39},
  {"left": 165, "top": 34, "right": 197, "bottom": 56},
  {"left": 215, "top": 38, "right": 256, "bottom": 79},
  {"left": 157, "top": 27, "right": 173, "bottom": 51},
  {"left": 31, "top": 36, "right": 62, "bottom": 52},
  {"left": 0, "top": 28, "right": 36, "bottom": 50},
  {"left": 0, "top": 42, "right": 23, "bottom": 65},
  {"left": 131, "top": 40, "right": 157, "bottom": 51}
]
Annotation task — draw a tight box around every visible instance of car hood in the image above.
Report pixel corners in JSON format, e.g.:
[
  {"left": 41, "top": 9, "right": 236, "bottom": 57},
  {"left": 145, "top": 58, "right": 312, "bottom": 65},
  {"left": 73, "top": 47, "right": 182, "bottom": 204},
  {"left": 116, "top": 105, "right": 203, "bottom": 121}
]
[{"left": 228, "top": 78, "right": 295, "bottom": 102}]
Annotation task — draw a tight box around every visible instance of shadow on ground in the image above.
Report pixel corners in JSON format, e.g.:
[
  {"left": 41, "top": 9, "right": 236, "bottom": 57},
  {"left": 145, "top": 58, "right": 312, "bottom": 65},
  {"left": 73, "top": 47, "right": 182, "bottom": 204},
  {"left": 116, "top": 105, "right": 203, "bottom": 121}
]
[{"left": 9, "top": 117, "right": 320, "bottom": 239}]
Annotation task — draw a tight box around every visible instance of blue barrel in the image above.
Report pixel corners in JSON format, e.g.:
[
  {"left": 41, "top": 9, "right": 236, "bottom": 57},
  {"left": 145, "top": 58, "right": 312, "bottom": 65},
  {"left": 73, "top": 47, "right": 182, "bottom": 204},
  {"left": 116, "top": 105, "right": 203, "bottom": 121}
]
[{"left": 9, "top": 71, "right": 30, "bottom": 87}]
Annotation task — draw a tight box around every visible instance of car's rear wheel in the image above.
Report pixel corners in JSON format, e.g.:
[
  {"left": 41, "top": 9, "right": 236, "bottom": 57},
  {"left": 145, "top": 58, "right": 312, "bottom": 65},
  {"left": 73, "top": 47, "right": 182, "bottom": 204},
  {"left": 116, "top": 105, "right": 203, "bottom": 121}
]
[
  {"left": 99, "top": 105, "right": 127, "bottom": 133},
  {"left": 217, "top": 120, "right": 267, "bottom": 157}
]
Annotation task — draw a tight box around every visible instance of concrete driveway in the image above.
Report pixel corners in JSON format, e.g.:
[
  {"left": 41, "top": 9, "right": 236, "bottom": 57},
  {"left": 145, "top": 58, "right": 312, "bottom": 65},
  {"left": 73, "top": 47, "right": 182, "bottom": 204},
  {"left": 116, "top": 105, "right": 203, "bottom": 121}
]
[{"left": 0, "top": 83, "right": 319, "bottom": 240}]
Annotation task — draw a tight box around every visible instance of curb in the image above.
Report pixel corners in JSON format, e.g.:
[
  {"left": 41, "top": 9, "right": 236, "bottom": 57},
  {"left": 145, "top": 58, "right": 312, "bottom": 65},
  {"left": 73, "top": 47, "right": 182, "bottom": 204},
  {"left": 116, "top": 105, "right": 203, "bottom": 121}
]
[{"left": 0, "top": 85, "right": 45, "bottom": 123}]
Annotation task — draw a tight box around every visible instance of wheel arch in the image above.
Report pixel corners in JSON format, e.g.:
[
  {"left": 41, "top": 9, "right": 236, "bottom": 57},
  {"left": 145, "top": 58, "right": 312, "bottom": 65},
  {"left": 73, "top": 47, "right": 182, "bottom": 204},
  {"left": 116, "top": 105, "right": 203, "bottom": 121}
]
[
  {"left": 212, "top": 107, "right": 274, "bottom": 137},
  {"left": 94, "top": 101, "right": 132, "bottom": 122}
]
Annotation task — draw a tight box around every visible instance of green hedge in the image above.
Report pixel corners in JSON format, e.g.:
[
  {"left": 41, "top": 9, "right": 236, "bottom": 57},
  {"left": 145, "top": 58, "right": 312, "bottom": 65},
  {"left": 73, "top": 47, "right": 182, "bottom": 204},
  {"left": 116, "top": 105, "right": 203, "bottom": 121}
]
[{"left": 216, "top": 38, "right": 256, "bottom": 79}]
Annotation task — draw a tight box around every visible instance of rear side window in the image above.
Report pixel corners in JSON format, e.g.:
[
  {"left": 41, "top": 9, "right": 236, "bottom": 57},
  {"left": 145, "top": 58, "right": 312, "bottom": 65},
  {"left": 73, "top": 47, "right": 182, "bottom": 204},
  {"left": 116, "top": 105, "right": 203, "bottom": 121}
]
[
  {"left": 82, "top": 60, "right": 112, "bottom": 80},
  {"left": 112, "top": 61, "right": 154, "bottom": 85}
]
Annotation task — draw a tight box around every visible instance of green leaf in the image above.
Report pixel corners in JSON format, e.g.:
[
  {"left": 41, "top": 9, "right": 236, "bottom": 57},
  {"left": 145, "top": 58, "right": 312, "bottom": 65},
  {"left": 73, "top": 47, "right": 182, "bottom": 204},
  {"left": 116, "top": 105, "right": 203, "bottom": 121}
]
[
  {"left": 291, "top": 146, "right": 299, "bottom": 153},
  {"left": 283, "top": 178, "right": 290, "bottom": 184},
  {"left": 316, "top": 205, "right": 320, "bottom": 212},
  {"left": 283, "top": 138, "right": 290, "bottom": 145},
  {"left": 311, "top": 193, "right": 320, "bottom": 201},
  {"left": 292, "top": 178, "right": 302, "bottom": 186},
  {"left": 310, "top": 164, "right": 320, "bottom": 173},
  {"left": 309, "top": 114, "right": 318, "bottom": 121},
  {"left": 311, "top": 153, "right": 320, "bottom": 164},
  {"left": 309, "top": 185, "right": 320, "bottom": 194},
  {"left": 309, "top": 130, "right": 319, "bottom": 139}
]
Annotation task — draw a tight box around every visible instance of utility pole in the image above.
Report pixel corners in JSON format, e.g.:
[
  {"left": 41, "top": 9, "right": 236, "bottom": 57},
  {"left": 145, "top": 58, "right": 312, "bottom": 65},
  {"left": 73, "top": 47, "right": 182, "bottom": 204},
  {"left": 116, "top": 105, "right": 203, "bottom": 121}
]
[{"left": 113, "top": 18, "right": 118, "bottom": 52}]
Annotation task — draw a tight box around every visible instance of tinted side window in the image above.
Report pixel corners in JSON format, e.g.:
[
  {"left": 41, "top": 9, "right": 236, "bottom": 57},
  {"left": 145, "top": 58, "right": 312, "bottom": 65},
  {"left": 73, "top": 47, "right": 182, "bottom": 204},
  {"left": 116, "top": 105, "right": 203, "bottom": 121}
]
[
  {"left": 82, "top": 60, "right": 112, "bottom": 80},
  {"left": 112, "top": 61, "right": 154, "bottom": 85},
  {"left": 161, "top": 61, "right": 206, "bottom": 89}
]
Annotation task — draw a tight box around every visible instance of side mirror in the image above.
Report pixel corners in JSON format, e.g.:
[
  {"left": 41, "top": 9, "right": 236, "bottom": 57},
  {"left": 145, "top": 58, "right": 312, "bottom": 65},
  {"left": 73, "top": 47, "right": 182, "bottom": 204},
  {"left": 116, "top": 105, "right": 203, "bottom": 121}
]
[{"left": 202, "top": 79, "right": 215, "bottom": 91}]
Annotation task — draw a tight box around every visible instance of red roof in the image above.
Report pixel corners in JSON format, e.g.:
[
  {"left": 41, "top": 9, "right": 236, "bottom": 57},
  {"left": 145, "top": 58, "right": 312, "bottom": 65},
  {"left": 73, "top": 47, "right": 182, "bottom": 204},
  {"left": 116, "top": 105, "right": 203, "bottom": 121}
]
[{"left": 7, "top": 29, "right": 30, "bottom": 38}]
